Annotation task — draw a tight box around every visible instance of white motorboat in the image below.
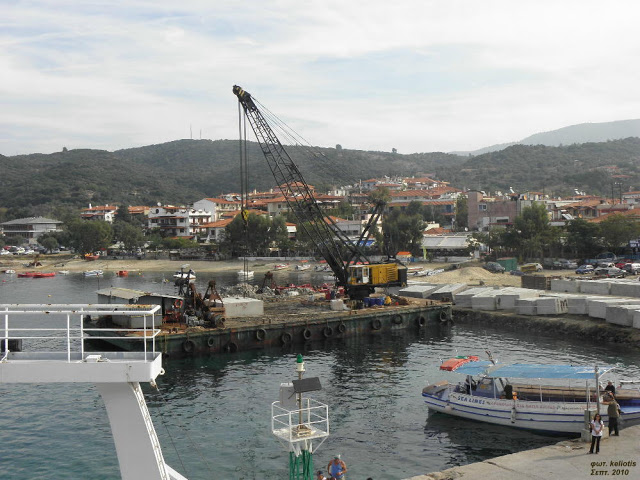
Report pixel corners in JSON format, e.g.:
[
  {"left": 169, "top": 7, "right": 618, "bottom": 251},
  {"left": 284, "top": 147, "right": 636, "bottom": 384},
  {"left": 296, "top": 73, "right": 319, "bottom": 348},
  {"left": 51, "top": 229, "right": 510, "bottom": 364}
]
[
  {"left": 4, "top": 269, "right": 15, "bottom": 274},
  {"left": 422, "top": 359, "right": 640, "bottom": 434},
  {"left": 238, "top": 270, "right": 254, "bottom": 280},
  {"left": 83, "top": 269, "right": 104, "bottom": 277},
  {"left": 172, "top": 269, "right": 196, "bottom": 280},
  {"left": 295, "top": 264, "right": 310, "bottom": 271},
  {"left": 57, "top": 270, "right": 69, "bottom": 275},
  {"left": 274, "top": 263, "right": 289, "bottom": 270}
]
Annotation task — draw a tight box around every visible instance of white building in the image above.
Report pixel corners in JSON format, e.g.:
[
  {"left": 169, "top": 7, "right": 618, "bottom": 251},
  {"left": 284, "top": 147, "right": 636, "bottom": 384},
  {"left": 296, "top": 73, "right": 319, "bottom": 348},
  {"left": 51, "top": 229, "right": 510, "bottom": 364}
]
[
  {"left": 147, "top": 205, "right": 212, "bottom": 240},
  {"left": 0, "top": 217, "right": 63, "bottom": 244}
]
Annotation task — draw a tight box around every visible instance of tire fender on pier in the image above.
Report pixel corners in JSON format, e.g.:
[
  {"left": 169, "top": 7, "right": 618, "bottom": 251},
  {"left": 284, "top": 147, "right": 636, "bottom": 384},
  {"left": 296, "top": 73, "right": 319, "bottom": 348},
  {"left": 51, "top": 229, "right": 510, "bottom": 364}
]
[
  {"left": 182, "top": 339, "right": 195, "bottom": 354},
  {"left": 207, "top": 336, "right": 216, "bottom": 348},
  {"left": 280, "top": 332, "right": 292, "bottom": 345},
  {"left": 224, "top": 341, "right": 238, "bottom": 353},
  {"left": 337, "top": 322, "right": 346, "bottom": 333},
  {"left": 302, "top": 328, "right": 312, "bottom": 340},
  {"left": 371, "top": 318, "right": 382, "bottom": 330},
  {"left": 323, "top": 326, "right": 333, "bottom": 338},
  {"left": 392, "top": 314, "right": 403, "bottom": 325},
  {"left": 439, "top": 310, "right": 449, "bottom": 322},
  {"left": 416, "top": 316, "right": 426, "bottom": 328},
  {"left": 256, "top": 328, "right": 267, "bottom": 341}
]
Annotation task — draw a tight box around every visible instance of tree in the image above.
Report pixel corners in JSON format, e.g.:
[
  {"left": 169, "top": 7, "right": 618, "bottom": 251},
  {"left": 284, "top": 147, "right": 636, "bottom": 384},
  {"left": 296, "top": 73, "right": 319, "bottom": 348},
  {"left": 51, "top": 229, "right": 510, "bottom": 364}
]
[
  {"left": 66, "top": 220, "right": 113, "bottom": 254},
  {"left": 512, "top": 203, "right": 552, "bottom": 259},
  {"left": 39, "top": 236, "right": 59, "bottom": 253},
  {"left": 368, "top": 187, "right": 391, "bottom": 206},
  {"left": 599, "top": 215, "right": 640, "bottom": 253},
  {"left": 382, "top": 210, "right": 425, "bottom": 256},
  {"left": 455, "top": 195, "right": 468, "bottom": 230},
  {"left": 115, "top": 205, "right": 132, "bottom": 224},
  {"left": 565, "top": 218, "right": 601, "bottom": 259},
  {"left": 114, "top": 222, "right": 144, "bottom": 250}
]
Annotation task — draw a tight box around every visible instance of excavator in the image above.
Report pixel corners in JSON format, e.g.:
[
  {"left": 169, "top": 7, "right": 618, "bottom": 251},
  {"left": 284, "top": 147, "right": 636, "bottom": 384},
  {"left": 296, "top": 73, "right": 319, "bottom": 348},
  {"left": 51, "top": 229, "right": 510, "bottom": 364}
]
[{"left": 233, "top": 85, "right": 407, "bottom": 300}]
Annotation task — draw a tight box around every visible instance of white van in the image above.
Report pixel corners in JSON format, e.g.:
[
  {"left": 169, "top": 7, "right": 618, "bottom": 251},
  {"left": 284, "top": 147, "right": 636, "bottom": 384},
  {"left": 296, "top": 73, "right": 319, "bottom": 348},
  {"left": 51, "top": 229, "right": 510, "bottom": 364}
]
[{"left": 623, "top": 263, "right": 640, "bottom": 274}]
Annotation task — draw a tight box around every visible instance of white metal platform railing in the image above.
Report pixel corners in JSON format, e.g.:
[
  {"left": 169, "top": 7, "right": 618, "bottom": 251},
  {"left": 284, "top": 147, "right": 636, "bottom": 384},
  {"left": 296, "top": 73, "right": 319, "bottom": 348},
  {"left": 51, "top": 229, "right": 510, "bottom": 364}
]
[
  {"left": 0, "top": 304, "right": 161, "bottom": 363},
  {"left": 271, "top": 398, "right": 329, "bottom": 445}
]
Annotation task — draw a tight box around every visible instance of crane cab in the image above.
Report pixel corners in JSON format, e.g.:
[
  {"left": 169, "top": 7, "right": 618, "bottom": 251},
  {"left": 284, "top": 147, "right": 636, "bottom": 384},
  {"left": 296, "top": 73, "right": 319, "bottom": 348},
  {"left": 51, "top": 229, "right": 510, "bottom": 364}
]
[{"left": 347, "top": 263, "right": 407, "bottom": 287}]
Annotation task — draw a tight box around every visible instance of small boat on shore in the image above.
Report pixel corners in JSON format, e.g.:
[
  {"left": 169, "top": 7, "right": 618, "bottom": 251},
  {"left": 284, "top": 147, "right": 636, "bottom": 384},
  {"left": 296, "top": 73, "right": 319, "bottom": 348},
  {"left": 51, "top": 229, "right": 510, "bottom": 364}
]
[
  {"left": 238, "top": 270, "right": 254, "bottom": 280},
  {"left": 83, "top": 254, "right": 100, "bottom": 261},
  {"left": 57, "top": 270, "right": 69, "bottom": 275},
  {"left": 83, "top": 270, "right": 103, "bottom": 277},
  {"left": 116, "top": 270, "right": 129, "bottom": 277},
  {"left": 17, "top": 272, "right": 36, "bottom": 278},
  {"left": 295, "top": 264, "right": 310, "bottom": 271},
  {"left": 33, "top": 272, "right": 56, "bottom": 278},
  {"left": 173, "top": 269, "right": 196, "bottom": 280},
  {"left": 4, "top": 269, "right": 15, "bottom": 274},
  {"left": 422, "top": 357, "right": 640, "bottom": 434},
  {"left": 274, "top": 263, "right": 289, "bottom": 270}
]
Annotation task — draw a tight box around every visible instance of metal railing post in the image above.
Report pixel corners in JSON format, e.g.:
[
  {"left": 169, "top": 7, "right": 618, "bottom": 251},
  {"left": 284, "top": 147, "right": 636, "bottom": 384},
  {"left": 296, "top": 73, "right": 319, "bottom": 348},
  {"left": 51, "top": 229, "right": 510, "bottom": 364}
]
[{"left": 66, "top": 313, "right": 71, "bottom": 362}]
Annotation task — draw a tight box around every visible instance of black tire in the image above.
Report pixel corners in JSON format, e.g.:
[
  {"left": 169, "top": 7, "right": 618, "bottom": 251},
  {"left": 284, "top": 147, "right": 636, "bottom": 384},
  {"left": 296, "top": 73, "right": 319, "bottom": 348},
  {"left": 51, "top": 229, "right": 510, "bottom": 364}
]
[
  {"left": 281, "top": 332, "right": 292, "bottom": 345},
  {"left": 439, "top": 310, "right": 449, "bottom": 322},
  {"left": 416, "top": 316, "right": 426, "bottom": 328},
  {"left": 323, "top": 326, "right": 333, "bottom": 338},
  {"left": 392, "top": 314, "right": 403, "bottom": 325},
  {"left": 224, "top": 341, "right": 238, "bottom": 353},
  {"left": 207, "top": 336, "right": 216, "bottom": 347},
  {"left": 256, "top": 328, "right": 266, "bottom": 341},
  {"left": 371, "top": 319, "right": 382, "bottom": 330},
  {"left": 182, "top": 339, "right": 195, "bottom": 354},
  {"left": 337, "top": 322, "right": 346, "bottom": 333},
  {"left": 302, "top": 328, "right": 312, "bottom": 340}
]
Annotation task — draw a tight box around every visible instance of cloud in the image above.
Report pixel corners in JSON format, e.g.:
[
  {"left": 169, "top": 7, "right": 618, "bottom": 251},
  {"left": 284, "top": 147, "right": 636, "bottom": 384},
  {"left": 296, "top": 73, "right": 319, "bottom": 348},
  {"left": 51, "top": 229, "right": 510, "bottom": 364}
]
[{"left": 1, "top": 0, "right": 640, "bottom": 155}]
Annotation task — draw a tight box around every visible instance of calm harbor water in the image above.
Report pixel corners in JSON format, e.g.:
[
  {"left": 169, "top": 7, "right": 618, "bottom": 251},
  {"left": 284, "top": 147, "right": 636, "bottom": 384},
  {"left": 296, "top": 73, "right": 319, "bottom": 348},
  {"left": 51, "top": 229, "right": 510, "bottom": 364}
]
[{"left": 1, "top": 271, "right": 640, "bottom": 479}]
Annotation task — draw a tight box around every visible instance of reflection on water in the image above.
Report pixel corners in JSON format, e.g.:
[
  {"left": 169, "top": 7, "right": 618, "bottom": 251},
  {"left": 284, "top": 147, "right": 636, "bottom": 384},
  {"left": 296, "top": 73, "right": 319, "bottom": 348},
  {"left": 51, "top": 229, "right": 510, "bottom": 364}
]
[{"left": 1, "top": 275, "right": 640, "bottom": 479}]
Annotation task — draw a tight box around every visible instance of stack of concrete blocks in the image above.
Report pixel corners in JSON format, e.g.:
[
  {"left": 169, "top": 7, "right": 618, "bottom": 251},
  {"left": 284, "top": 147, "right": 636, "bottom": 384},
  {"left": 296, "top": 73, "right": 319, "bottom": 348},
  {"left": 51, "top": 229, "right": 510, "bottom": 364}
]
[
  {"left": 578, "top": 280, "right": 613, "bottom": 295},
  {"left": 398, "top": 284, "right": 439, "bottom": 299},
  {"left": 428, "top": 283, "right": 468, "bottom": 302},
  {"left": 549, "top": 278, "right": 580, "bottom": 294},
  {"left": 516, "top": 298, "right": 538, "bottom": 315},
  {"left": 535, "top": 296, "right": 569, "bottom": 315},
  {"left": 224, "top": 297, "right": 265, "bottom": 318},
  {"left": 606, "top": 304, "right": 640, "bottom": 326},
  {"left": 610, "top": 281, "right": 640, "bottom": 298},
  {"left": 587, "top": 298, "right": 640, "bottom": 319},
  {"left": 454, "top": 287, "right": 497, "bottom": 308},
  {"left": 496, "top": 288, "right": 543, "bottom": 310},
  {"left": 470, "top": 288, "right": 506, "bottom": 311}
]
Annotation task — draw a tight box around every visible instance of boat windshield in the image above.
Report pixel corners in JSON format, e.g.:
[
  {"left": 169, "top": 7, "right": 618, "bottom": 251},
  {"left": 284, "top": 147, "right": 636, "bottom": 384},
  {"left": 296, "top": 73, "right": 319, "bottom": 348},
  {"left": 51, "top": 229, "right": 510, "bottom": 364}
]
[{"left": 455, "top": 363, "right": 616, "bottom": 379}]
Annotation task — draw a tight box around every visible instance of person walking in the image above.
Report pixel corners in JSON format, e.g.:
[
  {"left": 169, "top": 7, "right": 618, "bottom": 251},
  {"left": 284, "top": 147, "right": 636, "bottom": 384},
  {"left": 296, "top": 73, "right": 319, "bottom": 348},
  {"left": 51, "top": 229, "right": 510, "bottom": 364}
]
[
  {"left": 607, "top": 393, "right": 622, "bottom": 436},
  {"left": 589, "top": 413, "right": 604, "bottom": 454},
  {"left": 327, "top": 455, "right": 347, "bottom": 479}
]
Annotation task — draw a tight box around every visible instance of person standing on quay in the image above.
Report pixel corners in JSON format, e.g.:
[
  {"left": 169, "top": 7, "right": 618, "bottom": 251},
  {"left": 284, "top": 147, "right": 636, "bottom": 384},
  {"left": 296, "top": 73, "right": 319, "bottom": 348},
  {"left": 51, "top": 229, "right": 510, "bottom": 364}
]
[
  {"left": 607, "top": 393, "right": 622, "bottom": 436},
  {"left": 589, "top": 413, "right": 604, "bottom": 454},
  {"left": 327, "top": 455, "right": 347, "bottom": 479}
]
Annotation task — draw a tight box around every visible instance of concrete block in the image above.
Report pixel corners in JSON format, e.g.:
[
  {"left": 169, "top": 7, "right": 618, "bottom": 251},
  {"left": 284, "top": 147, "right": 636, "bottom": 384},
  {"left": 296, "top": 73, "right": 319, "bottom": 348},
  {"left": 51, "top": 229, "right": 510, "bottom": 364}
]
[
  {"left": 224, "top": 297, "right": 264, "bottom": 318},
  {"left": 454, "top": 287, "right": 496, "bottom": 308},
  {"left": 632, "top": 311, "right": 640, "bottom": 329},
  {"left": 587, "top": 298, "right": 640, "bottom": 319},
  {"left": 550, "top": 279, "right": 580, "bottom": 293},
  {"left": 535, "top": 297, "right": 568, "bottom": 315},
  {"left": 496, "top": 288, "right": 542, "bottom": 310},
  {"left": 399, "top": 284, "right": 439, "bottom": 299},
  {"left": 471, "top": 292, "right": 500, "bottom": 311},
  {"left": 610, "top": 281, "right": 640, "bottom": 298},
  {"left": 516, "top": 298, "right": 537, "bottom": 315},
  {"left": 428, "top": 283, "right": 468, "bottom": 302},
  {"left": 578, "top": 280, "right": 612, "bottom": 295},
  {"left": 606, "top": 304, "right": 640, "bottom": 326}
]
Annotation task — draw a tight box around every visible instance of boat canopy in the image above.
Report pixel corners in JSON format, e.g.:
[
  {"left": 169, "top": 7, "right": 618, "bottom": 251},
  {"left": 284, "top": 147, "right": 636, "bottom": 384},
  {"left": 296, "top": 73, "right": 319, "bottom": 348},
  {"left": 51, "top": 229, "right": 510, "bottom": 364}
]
[{"left": 455, "top": 363, "right": 615, "bottom": 379}]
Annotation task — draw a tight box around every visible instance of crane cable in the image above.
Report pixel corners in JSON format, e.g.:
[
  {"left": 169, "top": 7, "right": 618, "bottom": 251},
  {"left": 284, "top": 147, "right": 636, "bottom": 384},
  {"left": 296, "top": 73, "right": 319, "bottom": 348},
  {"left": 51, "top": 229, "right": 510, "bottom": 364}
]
[{"left": 238, "top": 102, "right": 250, "bottom": 291}]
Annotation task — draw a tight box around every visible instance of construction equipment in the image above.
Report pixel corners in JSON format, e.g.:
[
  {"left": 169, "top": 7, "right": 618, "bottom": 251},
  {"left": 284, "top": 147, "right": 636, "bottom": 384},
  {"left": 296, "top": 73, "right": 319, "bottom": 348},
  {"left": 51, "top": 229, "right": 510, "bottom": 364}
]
[{"left": 233, "top": 85, "right": 407, "bottom": 299}]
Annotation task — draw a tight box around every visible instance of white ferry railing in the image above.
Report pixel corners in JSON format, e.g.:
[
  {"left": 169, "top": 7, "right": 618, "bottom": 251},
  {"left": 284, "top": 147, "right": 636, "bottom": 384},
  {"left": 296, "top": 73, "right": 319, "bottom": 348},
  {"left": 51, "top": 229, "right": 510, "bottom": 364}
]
[{"left": 0, "top": 304, "right": 161, "bottom": 362}]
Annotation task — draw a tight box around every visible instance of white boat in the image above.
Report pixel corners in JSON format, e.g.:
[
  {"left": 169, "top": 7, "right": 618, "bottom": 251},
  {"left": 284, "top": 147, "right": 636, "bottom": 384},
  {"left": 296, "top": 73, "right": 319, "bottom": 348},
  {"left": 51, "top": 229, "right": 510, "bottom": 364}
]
[
  {"left": 274, "top": 263, "right": 289, "bottom": 270},
  {"left": 422, "top": 359, "right": 640, "bottom": 434},
  {"left": 172, "top": 269, "right": 196, "bottom": 280},
  {"left": 4, "top": 269, "right": 15, "bottom": 274},
  {"left": 83, "top": 269, "right": 104, "bottom": 277},
  {"left": 57, "top": 270, "right": 69, "bottom": 275},
  {"left": 0, "top": 304, "right": 188, "bottom": 479},
  {"left": 295, "top": 264, "right": 310, "bottom": 271},
  {"left": 238, "top": 270, "right": 254, "bottom": 280}
]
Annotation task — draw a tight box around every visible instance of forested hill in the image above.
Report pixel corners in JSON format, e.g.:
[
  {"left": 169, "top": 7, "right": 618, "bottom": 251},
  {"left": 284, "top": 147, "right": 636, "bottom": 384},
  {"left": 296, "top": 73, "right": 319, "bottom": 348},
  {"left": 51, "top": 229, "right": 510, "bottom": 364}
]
[
  {"left": 2, "top": 137, "right": 640, "bottom": 217},
  {"left": 0, "top": 140, "right": 463, "bottom": 213},
  {"left": 436, "top": 137, "right": 640, "bottom": 196}
]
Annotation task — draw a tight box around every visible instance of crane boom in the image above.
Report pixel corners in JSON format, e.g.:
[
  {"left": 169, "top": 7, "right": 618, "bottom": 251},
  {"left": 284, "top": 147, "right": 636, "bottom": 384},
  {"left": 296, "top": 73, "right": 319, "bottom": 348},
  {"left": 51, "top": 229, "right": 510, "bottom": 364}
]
[{"left": 233, "top": 85, "right": 406, "bottom": 298}]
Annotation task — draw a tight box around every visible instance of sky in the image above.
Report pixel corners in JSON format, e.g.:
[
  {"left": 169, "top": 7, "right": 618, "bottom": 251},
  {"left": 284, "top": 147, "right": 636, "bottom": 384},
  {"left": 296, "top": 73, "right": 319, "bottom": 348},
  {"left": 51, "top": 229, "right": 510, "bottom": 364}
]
[{"left": 2, "top": 0, "right": 640, "bottom": 156}]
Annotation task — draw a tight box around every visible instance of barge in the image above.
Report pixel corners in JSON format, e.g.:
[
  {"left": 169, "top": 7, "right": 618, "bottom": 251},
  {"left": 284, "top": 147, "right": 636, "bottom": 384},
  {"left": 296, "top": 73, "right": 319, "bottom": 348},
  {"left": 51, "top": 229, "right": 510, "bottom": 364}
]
[{"left": 85, "top": 289, "right": 451, "bottom": 357}]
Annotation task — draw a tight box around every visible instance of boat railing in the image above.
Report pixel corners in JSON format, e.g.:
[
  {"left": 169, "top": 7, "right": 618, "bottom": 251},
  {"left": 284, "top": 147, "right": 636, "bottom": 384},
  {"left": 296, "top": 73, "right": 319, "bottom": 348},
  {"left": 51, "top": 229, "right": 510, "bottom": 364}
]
[{"left": 0, "top": 304, "right": 161, "bottom": 363}]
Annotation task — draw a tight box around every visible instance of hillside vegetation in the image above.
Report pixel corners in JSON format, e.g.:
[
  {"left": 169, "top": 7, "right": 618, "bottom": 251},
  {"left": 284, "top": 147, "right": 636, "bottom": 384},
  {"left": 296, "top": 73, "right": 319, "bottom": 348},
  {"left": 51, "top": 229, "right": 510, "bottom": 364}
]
[{"left": 1, "top": 137, "right": 640, "bottom": 218}]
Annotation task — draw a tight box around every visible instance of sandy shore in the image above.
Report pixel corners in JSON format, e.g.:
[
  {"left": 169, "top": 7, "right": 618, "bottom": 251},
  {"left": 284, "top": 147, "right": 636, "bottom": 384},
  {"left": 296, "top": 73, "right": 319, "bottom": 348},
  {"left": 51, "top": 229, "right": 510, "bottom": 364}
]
[{"left": 1, "top": 255, "right": 580, "bottom": 288}]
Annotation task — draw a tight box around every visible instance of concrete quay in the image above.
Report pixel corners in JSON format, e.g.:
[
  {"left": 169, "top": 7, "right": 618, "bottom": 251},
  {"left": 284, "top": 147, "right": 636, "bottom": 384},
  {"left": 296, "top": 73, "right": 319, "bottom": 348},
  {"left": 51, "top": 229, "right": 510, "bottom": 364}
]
[{"left": 406, "top": 424, "right": 640, "bottom": 480}]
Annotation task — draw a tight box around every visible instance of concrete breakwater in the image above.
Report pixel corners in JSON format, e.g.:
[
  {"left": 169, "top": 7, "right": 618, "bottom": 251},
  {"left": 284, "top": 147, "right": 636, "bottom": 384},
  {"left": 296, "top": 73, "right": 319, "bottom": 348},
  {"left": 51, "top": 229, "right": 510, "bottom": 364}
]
[
  {"left": 93, "top": 303, "right": 452, "bottom": 357},
  {"left": 453, "top": 308, "right": 640, "bottom": 347}
]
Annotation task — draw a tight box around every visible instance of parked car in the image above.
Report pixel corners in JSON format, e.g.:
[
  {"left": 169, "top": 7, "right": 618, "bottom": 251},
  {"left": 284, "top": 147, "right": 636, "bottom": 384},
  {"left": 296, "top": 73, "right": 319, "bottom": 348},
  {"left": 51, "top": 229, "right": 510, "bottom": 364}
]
[
  {"left": 575, "top": 264, "right": 595, "bottom": 274},
  {"left": 557, "top": 259, "right": 578, "bottom": 269},
  {"left": 623, "top": 263, "right": 640, "bottom": 274},
  {"left": 483, "top": 262, "right": 505, "bottom": 273},
  {"left": 597, "top": 261, "right": 615, "bottom": 268},
  {"left": 521, "top": 263, "right": 543, "bottom": 272},
  {"left": 594, "top": 267, "right": 625, "bottom": 278},
  {"left": 0, "top": 250, "right": 10, "bottom": 256}
]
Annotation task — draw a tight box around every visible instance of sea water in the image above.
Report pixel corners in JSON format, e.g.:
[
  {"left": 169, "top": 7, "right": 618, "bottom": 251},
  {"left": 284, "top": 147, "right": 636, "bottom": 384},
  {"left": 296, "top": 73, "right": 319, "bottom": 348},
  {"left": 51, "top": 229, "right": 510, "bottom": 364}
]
[{"left": 1, "top": 271, "right": 639, "bottom": 479}]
